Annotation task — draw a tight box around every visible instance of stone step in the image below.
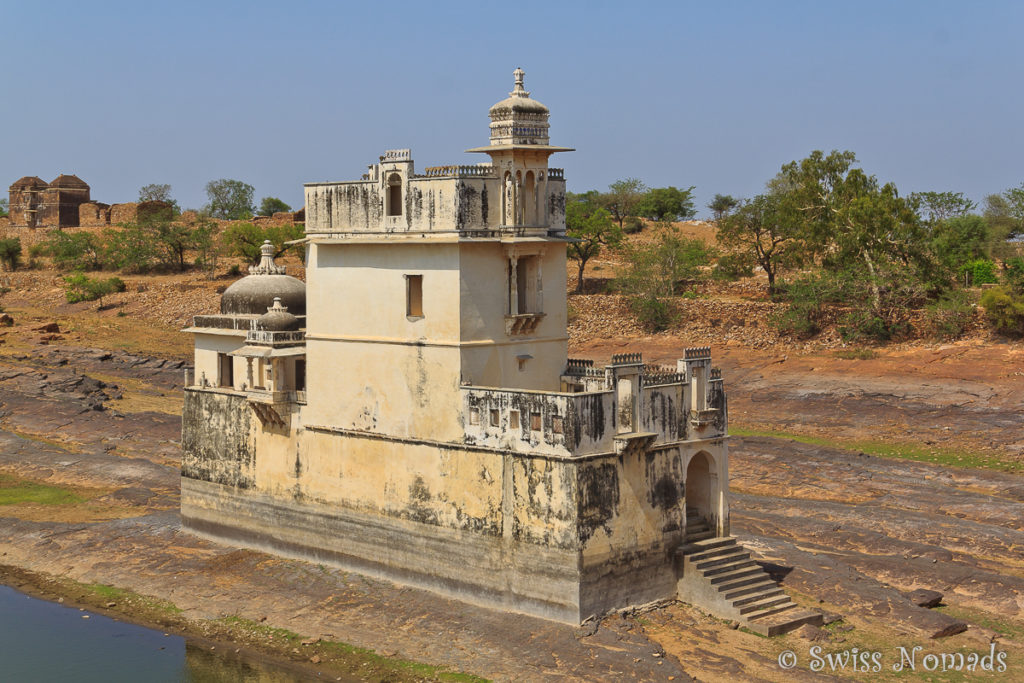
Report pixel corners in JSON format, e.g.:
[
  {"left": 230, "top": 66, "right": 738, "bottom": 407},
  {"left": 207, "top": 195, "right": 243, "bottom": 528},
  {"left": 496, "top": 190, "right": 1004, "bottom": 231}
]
[
  {"left": 704, "top": 559, "right": 758, "bottom": 578},
  {"left": 739, "top": 595, "right": 791, "bottom": 615},
  {"left": 686, "top": 530, "right": 716, "bottom": 542},
  {"left": 746, "top": 602, "right": 800, "bottom": 622},
  {"left": 680, "top": 537, "right": 734, "bottom": 555},
  {"left": 717, "top": 571, "right": 775, "bottom": 592},
  {"left": 744, "top": 608, "right": 825, "bottom": 637},
  {"left": 732, "top": 587, "right": 785, "bottom": 608},
  {"left": 708, "top": 564, "right": 761, "bottom": 584},
  {"left": 723, "top": 579, "right": 779, "bottom": 601},
  {"left": 687, "top": 543, "right": 739, "bottom": 563},
  {"left": 696, "top": 551, "right": 750, "bottom": 571}
]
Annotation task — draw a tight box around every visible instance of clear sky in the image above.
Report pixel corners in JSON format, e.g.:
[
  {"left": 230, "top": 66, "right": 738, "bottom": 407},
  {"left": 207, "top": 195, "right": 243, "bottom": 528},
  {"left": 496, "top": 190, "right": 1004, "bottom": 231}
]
[{"left": 3, "top": 0, "right": 1022, "bottom": 217}]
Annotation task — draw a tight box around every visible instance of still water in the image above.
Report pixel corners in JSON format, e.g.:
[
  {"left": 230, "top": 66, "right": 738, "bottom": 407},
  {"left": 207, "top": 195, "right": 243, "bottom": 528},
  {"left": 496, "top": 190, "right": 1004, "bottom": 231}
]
[{"left": 0, "top": 585, "right": 311, "bottom": 682}]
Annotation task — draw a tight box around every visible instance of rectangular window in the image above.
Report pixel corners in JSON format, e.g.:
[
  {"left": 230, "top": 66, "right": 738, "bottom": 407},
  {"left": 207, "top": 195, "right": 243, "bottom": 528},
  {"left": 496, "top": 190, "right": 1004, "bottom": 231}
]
[
  {"left": 552, "top": 416, "right": 564, "bottom": 434},
  {"left": 509, "top": 410, "right": 520, "bottom": 430},
  {"left": 469, "top": 408, "right": 480, "bottom": 425},
  {"left": 509, "top": 254, "right": 542, "bottom": 315},
  {"left": 489, "top": 409, "right": 500, "bottom": 427},
  {"left": 406, "top": 274, "right": 423, "bottom": 318},
  {"left": 294, "top": 359, "right": 306, "bottom": 392},
  {"left": 530, "top": 412, "right": 542, "bottom": 431},
  {"left": 218, "top": 353, "right": 233, "bottom": 388}
]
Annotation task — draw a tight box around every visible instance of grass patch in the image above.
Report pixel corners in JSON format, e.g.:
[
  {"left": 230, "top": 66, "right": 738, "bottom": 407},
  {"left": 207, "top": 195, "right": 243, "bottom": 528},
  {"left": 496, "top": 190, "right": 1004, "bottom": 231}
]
[
  {"left": 833, "top": 348, "right": 877, "bottom": 360},
  {"left": 84, "top": 583, "right": 183, "bottom": 615},
  {"left": 730, "top": 426, "right": 1020, "bottom": 473},
  {"left": 935, "top": 604, "right": 1024, "bottom": 641},
  {"left": 217, "top": 616, "right": 487, "bottom": 682},
  {"left": 0, "top": 473, "right": 85, "bottom": 506}
]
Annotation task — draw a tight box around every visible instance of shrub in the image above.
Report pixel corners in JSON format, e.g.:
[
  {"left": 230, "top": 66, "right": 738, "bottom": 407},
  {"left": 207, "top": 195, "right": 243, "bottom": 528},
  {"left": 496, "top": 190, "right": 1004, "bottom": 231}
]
[
  {"left": 629, "top": 294, "right": 676, "bottom": 332},
  {"left": 960, "top": 259, "right": 998, "bottom": 286},
  {"left": 63, "top": 273, "right": 125, "bottom": 307},
  {"left": 769, "top": 273, "right": 842, "bottom": 338},
  {"left": 1003, "top": 257, "right": 1024, "bottom": 294},
  {"left": 0, "top": 238, "right": 22, "bottom": 271},
  {"left": 924, "top": 290, "right": 976, "bottom": 340},
  {"left": 39, "top": 231, "right": 104, "bottom": 270},
  {"left": 623, "top": 216, "right": 644, "bottom": 234},
  {"left": 712, "top": 252, "right": 754, "bottom": 281},
  {"left": 980, "top": 286, "right": 1024, "bottom": 336}
]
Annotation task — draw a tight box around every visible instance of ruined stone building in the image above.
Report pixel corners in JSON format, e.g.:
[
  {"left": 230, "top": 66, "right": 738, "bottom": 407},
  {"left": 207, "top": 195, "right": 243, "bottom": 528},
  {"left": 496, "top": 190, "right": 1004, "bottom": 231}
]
[
  {"left": 181, "top": 70, "right": 818, "bottom": 633},
  {"left": 8, "top": 174, "right": 91, "bottom": 228}
]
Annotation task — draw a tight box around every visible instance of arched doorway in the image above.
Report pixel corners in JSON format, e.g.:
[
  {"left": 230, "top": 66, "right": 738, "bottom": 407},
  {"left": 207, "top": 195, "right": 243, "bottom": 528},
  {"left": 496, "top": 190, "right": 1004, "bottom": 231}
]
[{"left": 686, "top": 451, "right": 718, "bottom": 531}]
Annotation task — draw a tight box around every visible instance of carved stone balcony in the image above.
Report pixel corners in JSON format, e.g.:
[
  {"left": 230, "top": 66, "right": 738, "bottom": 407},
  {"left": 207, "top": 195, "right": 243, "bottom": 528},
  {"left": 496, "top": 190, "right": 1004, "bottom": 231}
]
[
  {"left": 689, "top": 408, "right": 719, "bottom": 428},
  {"left": 505, "top": 313, "right": 544, "bottom": 336},
  {"left": 613, "top": 432, "right": 657, "bottom": 458}
]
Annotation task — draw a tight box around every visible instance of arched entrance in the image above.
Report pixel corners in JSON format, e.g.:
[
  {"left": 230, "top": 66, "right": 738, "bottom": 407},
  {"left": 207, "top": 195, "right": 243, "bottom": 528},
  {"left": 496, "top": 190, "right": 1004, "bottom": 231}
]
[{"left": 686, "top": 451, "right": 718, "bottom": 531}]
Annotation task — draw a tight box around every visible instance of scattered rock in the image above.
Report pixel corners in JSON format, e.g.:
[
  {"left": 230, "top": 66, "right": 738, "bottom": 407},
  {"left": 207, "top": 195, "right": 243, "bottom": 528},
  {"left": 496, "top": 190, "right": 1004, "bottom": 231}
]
[
  {"left": 34, "top": 322, "right": 60, "bottom": 333},
  {"left": 310, "top": 655, "right": 322, "bottom": 664},
  {"left": 106, "top": 602, "right": 116, "bottom": 608},
  {"left": 0, "top": 313, "right": 13, "bottom": 326},
  {"left": 301, "top": 636, "right": 320, "bottom": 646},
  {"left": 905, "top": 589, "right": 944, "bottom": 608},
  {"left": 821, "top": 611, "right": 843, "bottom": 625},
  {"left": 729, "top": 620, "right": 740, "bottom": 630},
  {"left": 793, "top": 624, "right": 828, "bottom": 642}
]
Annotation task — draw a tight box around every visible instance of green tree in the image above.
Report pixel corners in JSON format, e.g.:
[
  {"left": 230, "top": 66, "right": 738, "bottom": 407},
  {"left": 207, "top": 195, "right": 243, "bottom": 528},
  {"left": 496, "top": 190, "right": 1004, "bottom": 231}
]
[
  {"left": 102, "top": 224, "right": 159, "bottom": 273},
  {"left": 615, "top": 226, "right": 714, "bottom": 331},
  {"left": 929, "top": 215, "right": 991, "bottom": 276},
  {"left": 909, "top": 191, "right": 976, "bottom": 226},
  {"left": 258, "top": 197, "right": 292, "bottom": 217},
  {"left": 565, "top": 193, "right": 622, "bottom": 293},
  {"left": 635, "top": 186, "right": 696, "bottom": 221},
  {"left": 138, "top": 183, "right": 181, "bottom": 214},
  {"left": 0, "top": 197, "right": 8, "bottom": 217},
  {"left": 63, "top": 273, "right": 126, "bottom": 308},
  {"left": 603, "top": 178, "right": 647, "bottom": 228},
  {"left": 221, "top": 222, "right": 304, "bottom": 265},
  {"left": 0, "top": 238, "right": 21, "bottom": 271},
  {"left": 39, "top": 231, "right": 105, "bottom": 271},
  {"left": 776, "top": 150, "right": 936, "bottom": 316},
  {"left": 716, "top": 193, "right": 806, "bottom": 295},
  {"left": 708, "top": 194, "right": 738, "bottom": 221},
  {"left": 204, "top": 179, "right": 255, "bottom": 220}
]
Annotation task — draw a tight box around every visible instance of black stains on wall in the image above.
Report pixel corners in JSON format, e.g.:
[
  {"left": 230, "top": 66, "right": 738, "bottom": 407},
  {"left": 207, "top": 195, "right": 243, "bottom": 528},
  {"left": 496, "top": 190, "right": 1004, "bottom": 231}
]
[
  {"left": 181, "top": 390, "right": 255, "bottom": 489},
  {"left": 577, "top": 462, "right": 619, "bottom": 544},
  {"left": 480, "top": 186, "right": 488, "bottom": 226}
]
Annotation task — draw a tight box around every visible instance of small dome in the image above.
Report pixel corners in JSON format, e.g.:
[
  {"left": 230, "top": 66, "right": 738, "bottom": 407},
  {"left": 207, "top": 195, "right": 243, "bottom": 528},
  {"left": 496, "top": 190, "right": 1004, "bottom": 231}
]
[
  {"left": 49, "top": 174, "right": 89, "bottom": 189},
  {"left": 488, "top": 67, "right": 549, "bottom": 116},
  {"left": 10, "top": 176, "right": 47, "bottom": 190},
  {"left": 257, "top": 298, "right": 300, "bottom": 331},
  {"left": 221, "top": 241, "right": 306, "bottom": 315}
]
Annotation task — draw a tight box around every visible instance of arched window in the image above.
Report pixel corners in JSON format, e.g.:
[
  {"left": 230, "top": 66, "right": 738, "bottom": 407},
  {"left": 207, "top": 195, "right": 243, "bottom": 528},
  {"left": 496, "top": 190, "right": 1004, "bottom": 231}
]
[
  {"left": 386, "top": 173, "right": 402, "bottom": 217},
  {"left": 524, "top": 171, "right": 536, "bottom": 225}
]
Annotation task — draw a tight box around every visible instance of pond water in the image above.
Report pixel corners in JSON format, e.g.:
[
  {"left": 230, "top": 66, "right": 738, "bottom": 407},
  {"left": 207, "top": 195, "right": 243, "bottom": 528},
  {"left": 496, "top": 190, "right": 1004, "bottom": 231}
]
[{"left": 0, "top": 585, "right": 312, "bottom": 682}]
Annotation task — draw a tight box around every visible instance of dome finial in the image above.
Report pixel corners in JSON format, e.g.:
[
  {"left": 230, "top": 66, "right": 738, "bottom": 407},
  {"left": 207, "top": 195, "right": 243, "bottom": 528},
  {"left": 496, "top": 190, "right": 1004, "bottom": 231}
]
[
  {"left": 510, "top": 67, "right": 529, "bottom": 98},
  {"left": 249, "top": 240, "right": 286, "bottom": 275}
]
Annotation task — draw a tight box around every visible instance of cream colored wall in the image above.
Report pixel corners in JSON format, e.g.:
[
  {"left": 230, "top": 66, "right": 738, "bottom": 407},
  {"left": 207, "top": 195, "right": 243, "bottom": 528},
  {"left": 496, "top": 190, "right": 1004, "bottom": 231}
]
[
  {"left": 192, "top": 332, "right": 246, "bottom": 388},
  {"left": 458, "top": 242, "right": 567, "bottom": 391}
]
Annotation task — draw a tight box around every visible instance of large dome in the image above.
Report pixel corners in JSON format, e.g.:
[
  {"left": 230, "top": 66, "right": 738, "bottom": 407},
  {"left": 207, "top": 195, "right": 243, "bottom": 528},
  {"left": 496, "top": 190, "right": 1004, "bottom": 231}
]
[{"left": 220, "top": 241, "right": 306, "bottom": 316}]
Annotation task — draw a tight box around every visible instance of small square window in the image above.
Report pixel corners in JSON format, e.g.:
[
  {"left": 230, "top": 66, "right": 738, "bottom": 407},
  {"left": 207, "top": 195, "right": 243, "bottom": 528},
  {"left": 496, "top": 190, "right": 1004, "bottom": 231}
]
[
  {"left": 469, "top": 408, "right": 480, "bottom": 425},
  {"left": 489, "top": 409, "right": 500, "bottom": 427},
  {"left": 530, "top": 412, "right": 542, "bottom": 431},
  {"left": 552, "top": 416, "right": 564, "bottom": 434},
  {"left": 509, "top": 410, "right": 520, "bottom": 430}
]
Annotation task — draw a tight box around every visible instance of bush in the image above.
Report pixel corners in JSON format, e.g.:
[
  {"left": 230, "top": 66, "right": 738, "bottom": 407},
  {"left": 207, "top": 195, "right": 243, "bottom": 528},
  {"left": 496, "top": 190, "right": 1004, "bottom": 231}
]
[
  {"left": 629, "top": 294, "right": 676, "bottom": 332},
  {"left": 769, "top": 273, "right": 842, "bottom": 338},
  {"left": 63, "top": 273, "right": 125, "bottom": 307},
  {"left": 924, "top": 290, "right": 976, "bottom": 340},
  {"left": 1003, "top": 257, "right": 1024, "bottom": 294},
  {"left": 712, "top": 252, "right": 754, "bottom": 281},
  {"left": 623, "top": 216, "right": 644, "bottom": 234},
  {"left": 0, "top": 238, "right": 22, "bottom": 271},
  {"left": 38, "top": 231, "right": 104, "bottom": 270},
  {"left": 980, "top": 286, "right": 1024, "bottom": 336},
  {"left": 960, "top": 259, "right": 998, "bottom": 286}
]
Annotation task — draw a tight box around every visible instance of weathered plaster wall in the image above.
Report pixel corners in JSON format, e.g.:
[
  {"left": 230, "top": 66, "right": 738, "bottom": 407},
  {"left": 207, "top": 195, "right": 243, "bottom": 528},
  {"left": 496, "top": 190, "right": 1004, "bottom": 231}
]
[
  {"left": 181, "top": 389, "right": 257, "bottom": 488},
  {"left": 192, "top": 332, "right": 247, "bottom": 389}
]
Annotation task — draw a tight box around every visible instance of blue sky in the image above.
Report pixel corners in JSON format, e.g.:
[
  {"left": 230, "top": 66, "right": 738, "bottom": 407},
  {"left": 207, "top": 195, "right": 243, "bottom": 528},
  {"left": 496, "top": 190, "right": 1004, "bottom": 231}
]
[{"left": 3, "top": 1, "right": 1023, "bottom": 216}]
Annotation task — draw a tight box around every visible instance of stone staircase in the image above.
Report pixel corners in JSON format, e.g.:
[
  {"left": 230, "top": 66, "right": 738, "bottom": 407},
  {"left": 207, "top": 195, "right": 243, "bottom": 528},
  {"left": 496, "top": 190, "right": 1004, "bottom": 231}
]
[{"left": 676, "top": 510, "right": 822, "bottom": 636}]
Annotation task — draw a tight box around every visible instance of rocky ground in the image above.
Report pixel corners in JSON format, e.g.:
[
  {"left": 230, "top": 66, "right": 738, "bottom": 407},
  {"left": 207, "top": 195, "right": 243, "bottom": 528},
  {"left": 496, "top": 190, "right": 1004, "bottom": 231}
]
[{"left": 0, "top": 257, "right": 1022, "bottom": 680}]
